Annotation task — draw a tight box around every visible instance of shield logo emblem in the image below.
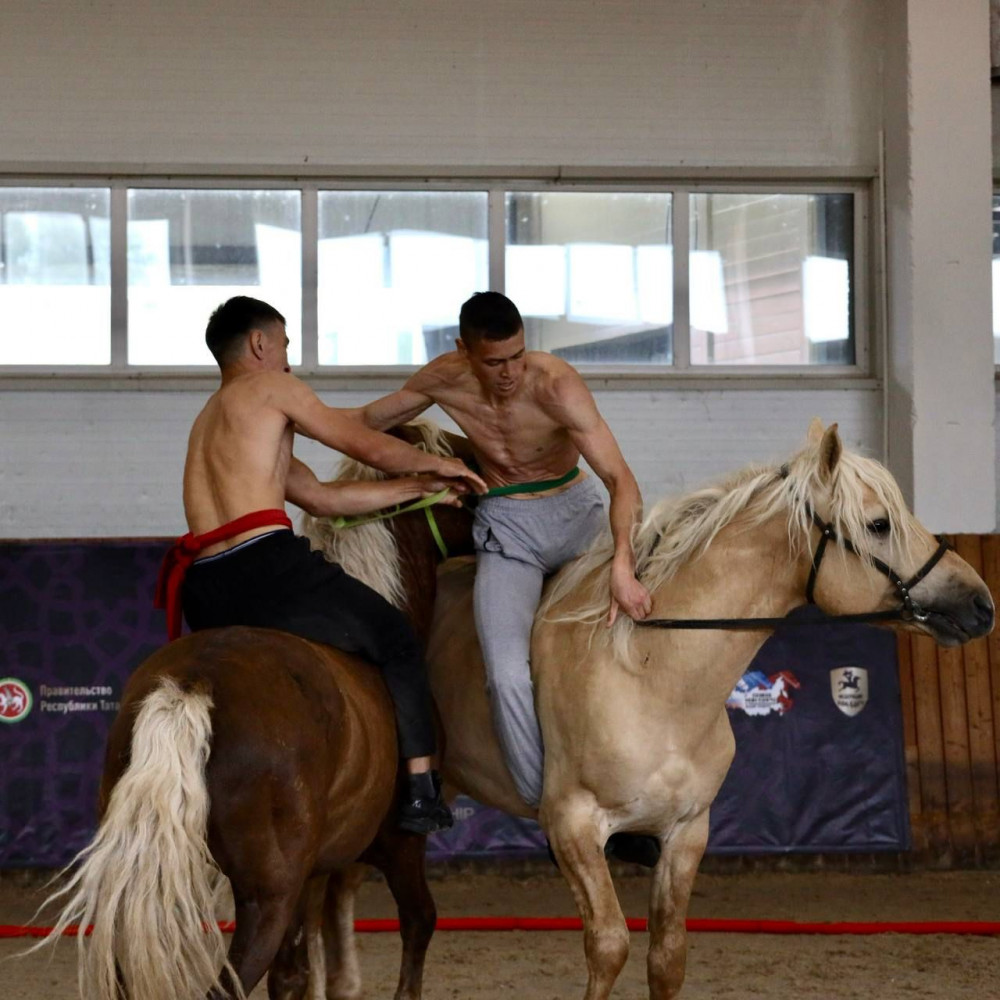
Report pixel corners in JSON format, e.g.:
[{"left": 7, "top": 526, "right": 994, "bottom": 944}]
[{"left": 830, "top": 667, "right": 868, "bottom": 717}]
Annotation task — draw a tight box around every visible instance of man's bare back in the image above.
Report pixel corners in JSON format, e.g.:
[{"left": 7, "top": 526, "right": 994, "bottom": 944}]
[{"left": 184, "top": 374, "right": 296, "bottom": 553}]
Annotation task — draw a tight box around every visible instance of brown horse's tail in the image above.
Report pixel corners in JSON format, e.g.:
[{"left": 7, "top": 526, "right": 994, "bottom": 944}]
[{"left": 28, "top": 677, "right": 244, "bottom": 1000}]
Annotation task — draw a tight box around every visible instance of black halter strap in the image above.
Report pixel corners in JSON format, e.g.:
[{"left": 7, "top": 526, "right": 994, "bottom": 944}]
[
  {"left": 636, "top": 476, "right": 951, "bottom": 632},
  {"left": 804, "top": 506, "right": 950, "bottom": 623}
]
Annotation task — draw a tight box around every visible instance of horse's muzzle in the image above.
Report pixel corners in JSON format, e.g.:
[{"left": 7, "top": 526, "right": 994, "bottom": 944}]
[{"left": 919, "top": 587, "right": 994, "bottom": 646}]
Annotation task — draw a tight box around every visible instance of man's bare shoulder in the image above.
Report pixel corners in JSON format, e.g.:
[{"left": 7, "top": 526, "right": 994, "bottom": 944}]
[
  {"left": 218, "top": 370, "right": 313, "bottom": 408},
  {"left": 407, "top": 351, "right": 470, "bottom": 394},
  {"left": 529, "top": 352, "right": 590, "bottom": 403}
]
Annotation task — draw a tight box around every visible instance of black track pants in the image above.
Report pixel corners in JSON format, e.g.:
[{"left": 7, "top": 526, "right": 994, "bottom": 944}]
[{"left": 181, "top": 529, "right": 435, "bottom": 758}]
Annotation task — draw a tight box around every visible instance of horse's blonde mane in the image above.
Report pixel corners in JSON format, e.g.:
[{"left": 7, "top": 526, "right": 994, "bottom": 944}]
[
  {"left": 540, "top": 433, "right": 918, "bottom": 669},
  {"left": 301, "top": 420, "right": 453, "bottom": 607}
]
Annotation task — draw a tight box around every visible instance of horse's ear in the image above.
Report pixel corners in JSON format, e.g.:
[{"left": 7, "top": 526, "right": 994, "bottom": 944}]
[
  {"left": 818, "top": 423, "right": 842, "bottom": 482},
  {"left": 806, "top": 417, "right": 825, "bottom": 444}
]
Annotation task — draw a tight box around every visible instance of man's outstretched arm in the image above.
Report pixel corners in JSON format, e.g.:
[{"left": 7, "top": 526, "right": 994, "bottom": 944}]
[
  {"left": 344, "top": 360, "right": 448, "bottom": 431},
  {"left": 280, "top": 374, "right": 486, "bottom": 494},
  {"left": 286, "top": 456, "right": 460, "bottom": 518},
  {"left": 542, "top": 370, "right": 652, "bottom": 625},
  {"left": 351, "top": 386, "right": 435, "bottom": 432}
]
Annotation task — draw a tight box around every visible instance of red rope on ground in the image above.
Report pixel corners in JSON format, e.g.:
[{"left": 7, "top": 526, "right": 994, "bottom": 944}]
[{"left": 3, "top": 917, "right": 1000, "bottom": 938}]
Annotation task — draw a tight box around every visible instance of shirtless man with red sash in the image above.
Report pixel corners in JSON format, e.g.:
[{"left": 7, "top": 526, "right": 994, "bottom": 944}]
[{"left": 155, "top": 296, "right": 486, "bottom": 833}]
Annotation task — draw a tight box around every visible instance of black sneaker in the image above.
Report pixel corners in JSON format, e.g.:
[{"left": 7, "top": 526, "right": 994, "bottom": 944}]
[
  {"left": 604, "top": 833, "right": 662, "bottom": 869},
  {"left": 398, "top": 770, "right": 454, "bottom": 835}
]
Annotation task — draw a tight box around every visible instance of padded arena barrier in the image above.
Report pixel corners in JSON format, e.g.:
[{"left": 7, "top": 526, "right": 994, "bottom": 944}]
[{"left": 2, "top": 541, "right": 908, "bottom": 866}]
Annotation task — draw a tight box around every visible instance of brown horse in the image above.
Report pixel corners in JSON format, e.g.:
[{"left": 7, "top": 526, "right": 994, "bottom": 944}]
[
  {"left": 305, "top": 420, "right": 994, "bottom": 1000},
  {"left": 33, "top": 422, "right": 475, "bottom": 1000}
]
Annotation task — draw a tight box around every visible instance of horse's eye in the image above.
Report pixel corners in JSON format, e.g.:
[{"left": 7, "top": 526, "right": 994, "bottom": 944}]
[{"left": 866, "top": 518, "right": 891, "bottom": 537}]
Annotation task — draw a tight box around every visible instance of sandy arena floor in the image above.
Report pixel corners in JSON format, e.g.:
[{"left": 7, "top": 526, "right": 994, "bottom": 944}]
[{"left": 2, "top": 868, "right": 998, "bottom": 999}]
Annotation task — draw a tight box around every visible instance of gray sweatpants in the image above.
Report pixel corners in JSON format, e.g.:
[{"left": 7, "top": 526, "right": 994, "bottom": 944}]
[{"left": 472, "top": 476, "right": 606, "bottom": 808}]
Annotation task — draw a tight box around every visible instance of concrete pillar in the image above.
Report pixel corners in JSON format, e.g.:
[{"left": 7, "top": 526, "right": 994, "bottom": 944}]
[{"left": 884, "top": 0, "right": 996, "bottom": 532}]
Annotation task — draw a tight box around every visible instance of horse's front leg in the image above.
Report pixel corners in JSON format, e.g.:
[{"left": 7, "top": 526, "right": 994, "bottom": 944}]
[
  {"left": 646, "top": 811, "right": 709, "bottom": 1000},
  {"left": 544, "top": 797, "right": 629, "bottom": 1000},
  {"left": 321, "top": 864, "right": 369, "bottom": 1000}
]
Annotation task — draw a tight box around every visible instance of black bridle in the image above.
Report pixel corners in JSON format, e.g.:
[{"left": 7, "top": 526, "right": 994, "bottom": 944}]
[
  {"left": 635, "top": 491, "right": 951, "bottom": 633},
  {"left": 802, "top": 508, "right": 949, "bottom": 623}
]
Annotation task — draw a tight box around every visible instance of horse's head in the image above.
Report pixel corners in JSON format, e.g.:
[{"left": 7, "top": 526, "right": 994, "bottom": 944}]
[
  {"left": 542, "top": 418, "right": 994, "bottom": 672},
  {"left": 786, "top": 420, "right": 994, "bottom": 646}
]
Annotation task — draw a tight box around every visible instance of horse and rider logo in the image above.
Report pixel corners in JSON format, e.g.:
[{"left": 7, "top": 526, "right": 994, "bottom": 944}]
[
  {"left": 0, "top": 678, "right": 32, "bottom": 723},
  {"left": 830, "top": 666, "right": 869, "bottom": 716},
  {"left": 726, "top": 670, "right": 801, "bottom": 716}
]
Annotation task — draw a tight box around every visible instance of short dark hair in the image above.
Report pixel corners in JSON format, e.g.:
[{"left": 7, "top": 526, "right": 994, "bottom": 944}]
[
  {"left": 459, "top": 292, "right": 523, "bottom": 346},
  {"left": 205, "top": 296, "right": 286, "bottom": 366}
]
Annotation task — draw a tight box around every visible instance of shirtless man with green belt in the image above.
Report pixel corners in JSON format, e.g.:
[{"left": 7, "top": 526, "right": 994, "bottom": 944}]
[{"left": 358, "top": 292, "right": 660, "bottom": 865}]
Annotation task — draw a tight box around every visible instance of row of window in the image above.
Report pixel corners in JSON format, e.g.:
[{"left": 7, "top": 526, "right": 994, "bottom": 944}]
[{"left": 0, "top": 185, "right": 860, "bottom": 370}]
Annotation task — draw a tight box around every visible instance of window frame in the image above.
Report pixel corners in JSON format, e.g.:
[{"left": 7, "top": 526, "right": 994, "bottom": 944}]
[{"left": 0, "top": 174, "right": 874, "bottom": 390}]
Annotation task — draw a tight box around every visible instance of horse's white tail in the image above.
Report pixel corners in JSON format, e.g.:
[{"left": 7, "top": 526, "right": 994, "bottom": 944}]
[{"left": 29, "top": 677, "right": 243, "bottom": 1000}]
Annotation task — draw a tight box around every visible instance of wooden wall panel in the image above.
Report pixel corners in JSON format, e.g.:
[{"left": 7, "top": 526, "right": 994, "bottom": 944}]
[
  {"left": 982, "top": 535, "right": 1000, "bottom": 806},
  {"left": 898, "top": 534, "right": 999, "bottom": 866},
  {"left": 896, "top": 636, "right": 925, "bottom": 852},
  {"left": 909, "top": 634, "right": 951, "bottom": 857},
  {"left": 955, "top": 537, "right": 1000, "bottom": 861}
]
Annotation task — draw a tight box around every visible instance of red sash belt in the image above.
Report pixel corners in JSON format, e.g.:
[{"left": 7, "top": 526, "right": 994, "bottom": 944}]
[{"left": 154, "top": 509, "right": 292, "bottom": 641}]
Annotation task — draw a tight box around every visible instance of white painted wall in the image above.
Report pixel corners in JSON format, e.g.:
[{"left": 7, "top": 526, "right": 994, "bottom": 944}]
[
  {"left": 0, "top": 387, "right": 880, "bottom": 539},
  {"left": 1, "top": 0, "right": 883, "bottom": 171}
]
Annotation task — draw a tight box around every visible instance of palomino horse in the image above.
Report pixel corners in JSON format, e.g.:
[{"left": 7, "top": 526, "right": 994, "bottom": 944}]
[
  {"left": 306, "top": 420, "right": 993, "bottom": 1000},
  {"left": 33, "top": 422, "right": 474, "bottom": 1000}
]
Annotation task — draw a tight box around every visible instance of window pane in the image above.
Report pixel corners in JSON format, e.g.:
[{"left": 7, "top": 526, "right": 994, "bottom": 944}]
[
  {"left": 690, "top": 193, "right": 854, "bottom": 366},
  {"left": 317, "top": 191, "right": 487, "bottom": 365},
  {"left": 0, "top": 188, "right": 110, "bottom": 365},
  {"left": 505, "top": 192, "right": 673, "bottom": 365},
  {"left": 127, "top": 190, "right": 301, "bottom": 365}
]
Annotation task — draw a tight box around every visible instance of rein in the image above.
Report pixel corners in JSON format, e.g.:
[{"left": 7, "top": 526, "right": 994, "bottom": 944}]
[
  {"left": 331, "top": 466, "right": 580, "bottom": 560},
  {"left": 330, "top": 488, "right": 452, "bottom": 560},
  {"left": 636, "top": 475, "right": 951, "bottom": 632}
]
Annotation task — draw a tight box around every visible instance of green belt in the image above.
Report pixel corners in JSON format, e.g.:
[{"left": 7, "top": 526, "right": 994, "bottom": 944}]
[
  {"left": 482, "top": 466, "right": 581, "bottom": 498},
  {"left": 330, "top": 465, "right": 581, "bottom": 559}
]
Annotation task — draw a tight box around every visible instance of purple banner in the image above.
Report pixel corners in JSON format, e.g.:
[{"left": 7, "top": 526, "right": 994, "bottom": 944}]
[
  {"left": 0, "top": 543, "right": 165, "bottom": 866},
  {"left": 0, "top": 542, "right": 907, "bottom": 867}
]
